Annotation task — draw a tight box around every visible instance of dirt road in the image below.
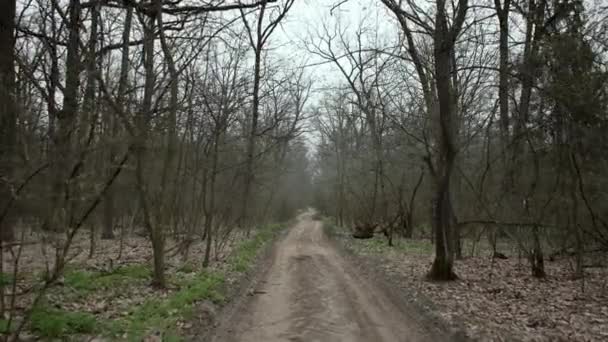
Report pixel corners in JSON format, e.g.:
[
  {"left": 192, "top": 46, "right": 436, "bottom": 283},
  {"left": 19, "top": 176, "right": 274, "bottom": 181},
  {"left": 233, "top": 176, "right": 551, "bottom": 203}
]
[{"left": 211, "top": 212, "right": 439, "bottom": 342}]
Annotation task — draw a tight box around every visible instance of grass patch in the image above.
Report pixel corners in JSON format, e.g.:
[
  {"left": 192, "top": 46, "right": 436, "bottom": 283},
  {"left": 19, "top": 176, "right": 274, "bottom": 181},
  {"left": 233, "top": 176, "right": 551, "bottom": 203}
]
[
  {"left": 397, "top": 239, "right": 433, "bottom": 254},
  {"left": 108, "top": 270, "right": 225, "bottom": 341},
  {"left": 0, "top": 272, "right": 14, "bottom": 287},
  {"left": 24, "top": 223, "right": 285, "bottom": 341},
  {"left": 354, "top": 237, "right": 433, "bottom": 255},
  {"left": 0, "top": 319, "right": 10, "bottom": 334},
  {"left": 64, "top": 264, "right": 151, "bottom": 293},
  {"left": 109, "top": 223, "right": 285, "bottom": 341},
  {"left": 30, "top": 305, "right": 98, "bottom": 339},
  {"left": 319, "top": 217, "right": 433, "bottom": 255},
  {"left": 177, "top": 262, "right": 197, "bottom": 274},
  {"left": 227, "top": 223, "right": 284, "bottom": 272}
]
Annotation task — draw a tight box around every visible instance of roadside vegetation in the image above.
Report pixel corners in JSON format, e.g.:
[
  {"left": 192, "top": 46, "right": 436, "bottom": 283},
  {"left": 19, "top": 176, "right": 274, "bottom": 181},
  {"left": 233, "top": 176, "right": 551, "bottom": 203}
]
[{"left": 0, "top": 223, "right": 284, "bottom": 341}]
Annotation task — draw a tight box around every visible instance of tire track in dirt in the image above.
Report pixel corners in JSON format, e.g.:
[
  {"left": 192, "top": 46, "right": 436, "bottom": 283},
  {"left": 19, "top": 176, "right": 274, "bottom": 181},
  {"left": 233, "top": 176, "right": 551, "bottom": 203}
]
[{"left": 211, "top": 211, "right": 439, "bottom": 342}]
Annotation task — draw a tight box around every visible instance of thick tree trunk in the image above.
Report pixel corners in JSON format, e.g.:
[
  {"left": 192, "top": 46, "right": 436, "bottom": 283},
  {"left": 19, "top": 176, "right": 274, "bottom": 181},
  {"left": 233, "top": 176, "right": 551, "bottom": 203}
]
[
  {"left": 427, "top": 0, "right": 467, "bottom": 281},
  {"left": 0, "top": 0, "right": 17, "bottom": 242},
  {"left": 428, "top": 184, "right": 457, "bottom": 280},
  {"left": 530, "top": 225, "right": 545, "bottom": 278}
]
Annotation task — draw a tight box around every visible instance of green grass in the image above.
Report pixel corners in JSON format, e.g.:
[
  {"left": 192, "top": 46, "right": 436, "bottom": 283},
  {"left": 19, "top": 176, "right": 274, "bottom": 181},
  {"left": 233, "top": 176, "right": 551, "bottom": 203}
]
[
  {"left": 108, "top": 223, "right": 285, "bottom": 341},
  {"left": 23, "top": 223, "right": 285, "bottom": 341},
  {"left": 64, "top": 264, "right": 151, "bottom": 294},
  {"left": 320, "top": 217, "right": 433, "bottom": 256},
  {"left": 30, "top": 305, "right": 98, "bottom": 339},
  {"left": 177, "top": 262, "right": 197, "bottom": 274},
  {"left": 0, "top": 272, "right": 14, "bottom": 287},
  {"left": 227, "top": 223, "right": 284, "bottom": 272},
  {"left": 108, "top": 270, "right": 225, "bottom": 341},
  {"left": 0, "top": 319, "right": 10, "bottom": 334},
  {"left": 354, "top": 237, "right": 433, "bottom": 255}
]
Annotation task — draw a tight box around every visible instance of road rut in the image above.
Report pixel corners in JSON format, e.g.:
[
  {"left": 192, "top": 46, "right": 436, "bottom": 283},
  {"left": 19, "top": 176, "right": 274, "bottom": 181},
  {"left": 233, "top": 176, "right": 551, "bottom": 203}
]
[{"left": 211, "top": 212, "right": 436, "bottom": 342}]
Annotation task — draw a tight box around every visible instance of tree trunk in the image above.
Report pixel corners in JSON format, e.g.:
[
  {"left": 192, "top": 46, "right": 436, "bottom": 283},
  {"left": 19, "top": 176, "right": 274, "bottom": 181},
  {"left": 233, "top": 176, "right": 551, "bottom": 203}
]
[
  {"left": 530, "top": 225, "right": 545, "bottom": 278},
  {"left": 404, "top": 211, "right": 413, "bottom": 239},
  {"left": 0, "top": 0, "right": 17, "bottom": 242},
  {"left": 48, "top": 0, "right": 82, "bottom": 232},
  {"left": 157, "top": 1, "right": 178, "bottom": 237},
  {"left": 427, "top": 0, "right": 467, "bottom": 281},
  {"left": 241, "top": 39, "right": 262, "bottom": 230},
  {"left": 137, "top": 13, "right": 165, "bottom": 288},
  {"left": 103, "top": 6, "right": 132, "bottom": 240},
  {"left": 405, "top": 169, "right": 424, "bottom": 239},
  {"left": 203, "top": 130, "right": 221, "bottom": 268}
]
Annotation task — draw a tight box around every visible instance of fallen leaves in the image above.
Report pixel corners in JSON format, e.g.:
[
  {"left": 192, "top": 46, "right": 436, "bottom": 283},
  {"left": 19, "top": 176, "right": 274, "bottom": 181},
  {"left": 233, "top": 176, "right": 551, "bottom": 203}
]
[
  {"left": 343, "top": 236, "right": 608, "bottom": 341},
  {"left": 1, "top": 229, "right": 251, "bottom": 340}
]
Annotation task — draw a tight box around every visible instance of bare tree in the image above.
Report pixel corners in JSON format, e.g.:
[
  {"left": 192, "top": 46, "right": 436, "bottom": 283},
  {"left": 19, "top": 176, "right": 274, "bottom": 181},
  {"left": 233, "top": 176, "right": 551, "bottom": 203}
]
[{"left": 239, "top": 0, "right": 296, "bottom": 229}]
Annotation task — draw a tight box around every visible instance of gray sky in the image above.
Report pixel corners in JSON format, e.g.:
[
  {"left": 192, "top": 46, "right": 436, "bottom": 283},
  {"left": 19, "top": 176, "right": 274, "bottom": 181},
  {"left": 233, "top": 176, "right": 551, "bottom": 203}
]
[{"left": 271, "top": 0, "right": 393, "bottom": 88}]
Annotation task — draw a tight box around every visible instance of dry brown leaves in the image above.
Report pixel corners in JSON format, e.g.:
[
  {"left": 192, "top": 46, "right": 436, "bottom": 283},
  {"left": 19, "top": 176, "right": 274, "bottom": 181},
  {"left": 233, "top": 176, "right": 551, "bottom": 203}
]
[
  {"left": 1, "top": 229, "right": 249, "bottom": 330},
  {"left": 348, "top": 237, "right": 608, "bottom": 342}
]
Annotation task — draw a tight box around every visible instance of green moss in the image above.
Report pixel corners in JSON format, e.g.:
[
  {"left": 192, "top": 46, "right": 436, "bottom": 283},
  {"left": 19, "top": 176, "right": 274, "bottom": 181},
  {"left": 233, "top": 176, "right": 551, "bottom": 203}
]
[{"left": 30, "top": 306, "right": 97, "bottom": 338}]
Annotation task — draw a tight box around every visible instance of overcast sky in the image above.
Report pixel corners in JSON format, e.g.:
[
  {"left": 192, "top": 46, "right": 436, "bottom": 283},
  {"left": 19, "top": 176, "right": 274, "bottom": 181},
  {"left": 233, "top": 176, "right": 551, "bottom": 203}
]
[{"left": 271, "top": 0, "right": 392, "bottom": 88}]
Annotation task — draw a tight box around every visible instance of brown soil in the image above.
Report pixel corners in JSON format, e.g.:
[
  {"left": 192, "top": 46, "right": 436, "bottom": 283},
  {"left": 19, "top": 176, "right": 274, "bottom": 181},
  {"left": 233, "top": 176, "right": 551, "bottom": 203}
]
[{"left": 210, "top": 212, "right": 443, "bottom": 342}]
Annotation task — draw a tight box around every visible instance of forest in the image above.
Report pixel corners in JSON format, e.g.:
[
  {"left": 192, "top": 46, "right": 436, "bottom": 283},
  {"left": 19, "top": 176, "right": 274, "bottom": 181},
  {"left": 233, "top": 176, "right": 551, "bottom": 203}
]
[{"left": 0, "top": 0, "right": 607, "bottom": 341}]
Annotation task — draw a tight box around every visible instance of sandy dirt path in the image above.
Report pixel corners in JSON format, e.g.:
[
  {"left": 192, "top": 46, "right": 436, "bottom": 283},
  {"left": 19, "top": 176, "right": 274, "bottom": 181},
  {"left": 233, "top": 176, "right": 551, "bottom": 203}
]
[{"left": 211, "top": 212, "right": 438, "bottom": 342}]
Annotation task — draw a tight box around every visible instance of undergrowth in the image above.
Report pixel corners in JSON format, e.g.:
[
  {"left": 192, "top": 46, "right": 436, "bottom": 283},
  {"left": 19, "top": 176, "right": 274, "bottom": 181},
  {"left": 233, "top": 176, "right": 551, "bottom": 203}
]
[
  {"left": 30, "top": 305, "right": 98, "bottom": 339},
  {"left": 321, "top": 217, "right": 432, "bottom": 255},
  {"left": 23, "top": 223, "right": 285, "bottom": 341},
  {"left": 64, "top": 264, "right": 151, "bottom": 294}
]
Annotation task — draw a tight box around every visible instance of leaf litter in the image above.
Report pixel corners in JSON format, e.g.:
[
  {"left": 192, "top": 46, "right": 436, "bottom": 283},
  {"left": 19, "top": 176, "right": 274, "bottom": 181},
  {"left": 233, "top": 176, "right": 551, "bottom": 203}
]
[{"left": 342, "top": 235, "right": 608, "bottom": 341}]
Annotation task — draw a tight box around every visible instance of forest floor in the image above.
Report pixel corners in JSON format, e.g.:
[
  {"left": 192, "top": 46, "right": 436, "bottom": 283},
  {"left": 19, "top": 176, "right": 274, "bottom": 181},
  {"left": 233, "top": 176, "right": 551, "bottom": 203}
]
[
  {"left": 208, "top": 212, "right": 451, "bottom": 342},
  {"left": 0, "top": 222, "right": 286, "bottom": 341},
  {"left": 329, "top": 224, "right": 608, "bottom": 341}
]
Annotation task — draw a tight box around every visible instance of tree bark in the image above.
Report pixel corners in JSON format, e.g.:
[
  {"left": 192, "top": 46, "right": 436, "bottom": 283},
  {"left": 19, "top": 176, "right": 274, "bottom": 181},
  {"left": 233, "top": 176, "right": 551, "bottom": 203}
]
[
  {"left": 240, "top": 1, "right": 267, "bottom": 230},
  {"left": 103, "top": 7, "right": 133, "bottom": 240},
  {"left": 136, "top": 13, "right": 165, "bottom": 288},
  {"left": 47, "top": 0, "right": 82, "bottom": 232},
  {"left": 427, "top": 0, "right": 468, "bottom": 281},
  {"left": 0, "top": 0, "right": 17, "bottom": 241}
]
